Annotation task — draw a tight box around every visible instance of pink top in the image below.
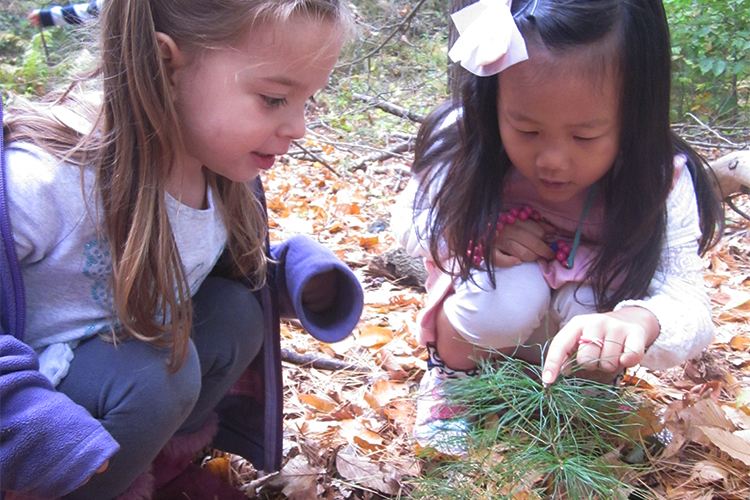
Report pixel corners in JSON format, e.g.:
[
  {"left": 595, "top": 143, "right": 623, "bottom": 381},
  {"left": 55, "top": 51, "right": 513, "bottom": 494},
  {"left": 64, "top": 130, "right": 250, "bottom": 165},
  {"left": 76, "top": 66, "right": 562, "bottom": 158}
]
[{"left": 502, "top": 169, "right": 605, "bottom": 289}]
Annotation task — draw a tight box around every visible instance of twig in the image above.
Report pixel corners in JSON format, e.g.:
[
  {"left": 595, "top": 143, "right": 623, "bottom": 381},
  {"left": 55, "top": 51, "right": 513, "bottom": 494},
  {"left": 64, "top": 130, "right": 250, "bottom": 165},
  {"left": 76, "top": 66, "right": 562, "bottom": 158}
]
[
  {"left": 291, "top": 140, "right": 339, "bottom": 177},
  {"left": 353, "top": 93, "right": 425, "bottom": 123},
  {"left": 336, "top": 0, "right": 430, "bottom": 68},
  {"left": 306, "top": 128, "right": 414, "bottom": 155},
  {"left": 686, "top": 113, "right": 740, "bottom": 147},
  {"left": 682, "top": 139, "right": 748, "bottom": 150},
  {"left": 38, "top": 26, "right": 51, "bottom": 67},
  {"left": 281, "top": 348, "right": 371, "bottom": 372},
  {"left": 239, "top": 471, "right": 280, "bottom": 493},
  {"left": 726, "top": 194, "right": 750, "bottom": 221},
  {"left": 354, "top": 139, "right": 414, "bottom": 170}
]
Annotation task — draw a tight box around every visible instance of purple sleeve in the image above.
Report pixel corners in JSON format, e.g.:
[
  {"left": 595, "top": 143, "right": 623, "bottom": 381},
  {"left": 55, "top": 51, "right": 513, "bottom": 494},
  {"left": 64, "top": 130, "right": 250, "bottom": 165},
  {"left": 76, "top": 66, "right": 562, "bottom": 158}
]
[
  {"left": 0, "top": 335, "right": 119, "bottom": 497},
  {"left": 270, "top": 235, "right": 363, "bottom": 343}
]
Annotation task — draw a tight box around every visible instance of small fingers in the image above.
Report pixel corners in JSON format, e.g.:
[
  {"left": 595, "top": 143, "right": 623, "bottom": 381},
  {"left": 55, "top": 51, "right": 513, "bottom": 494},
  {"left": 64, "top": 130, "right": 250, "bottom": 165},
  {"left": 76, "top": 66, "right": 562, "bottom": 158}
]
[
  {"left": 542, "top": 318, "right": 585, "bottom": 384},
  {"left": 620, "top": 328, "right": 647, "bottom": 368},
  {"left": 491, "top": 248, "right": 522, "bottom": 268}
]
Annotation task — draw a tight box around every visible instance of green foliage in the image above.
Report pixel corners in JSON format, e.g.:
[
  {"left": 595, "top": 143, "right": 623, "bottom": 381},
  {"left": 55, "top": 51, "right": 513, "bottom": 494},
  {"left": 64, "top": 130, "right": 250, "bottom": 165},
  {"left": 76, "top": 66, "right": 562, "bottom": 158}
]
[
  {"left": 666, "top": 0, "right": 750, "bottom": 120},
  {"left": 410, "top": 354, "right": 652, "bottom": 500},
  {"left": 0, "top": 1, "right": 89, "bottom": 100}
]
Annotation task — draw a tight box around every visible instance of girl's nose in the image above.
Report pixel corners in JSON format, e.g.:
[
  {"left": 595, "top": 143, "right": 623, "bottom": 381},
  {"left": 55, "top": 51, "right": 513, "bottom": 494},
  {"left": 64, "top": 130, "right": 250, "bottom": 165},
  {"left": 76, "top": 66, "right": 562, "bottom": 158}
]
[
  {"left": 280, "top": 109, "right": 307, "bottom": 140},
  {"left": 535, "top": 142, "right": 568, "bottom": 172}
]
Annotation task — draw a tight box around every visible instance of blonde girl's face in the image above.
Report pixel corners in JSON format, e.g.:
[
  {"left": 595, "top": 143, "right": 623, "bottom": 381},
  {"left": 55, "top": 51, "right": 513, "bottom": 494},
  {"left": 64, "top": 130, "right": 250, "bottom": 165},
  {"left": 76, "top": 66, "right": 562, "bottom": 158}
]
[
  {"left": 497, "top": 46, "right": 622, "bottom": 203},
  {"left": 171, "top": 16, "right": 344, "bottom": 184}
]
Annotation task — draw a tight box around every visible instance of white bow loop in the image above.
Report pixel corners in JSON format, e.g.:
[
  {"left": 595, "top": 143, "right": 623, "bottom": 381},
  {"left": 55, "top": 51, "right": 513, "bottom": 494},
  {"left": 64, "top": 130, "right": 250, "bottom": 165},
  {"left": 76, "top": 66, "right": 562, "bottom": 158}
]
[{"left": 448, "top": 0, "right": 529, "bottom": 77}]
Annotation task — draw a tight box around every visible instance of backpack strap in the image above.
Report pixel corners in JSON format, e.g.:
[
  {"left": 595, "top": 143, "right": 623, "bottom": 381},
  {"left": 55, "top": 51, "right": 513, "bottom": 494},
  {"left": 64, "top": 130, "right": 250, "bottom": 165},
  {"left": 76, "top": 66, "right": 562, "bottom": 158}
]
[{"left": 0, "top": 97, "right": 26, "bottom": 340}]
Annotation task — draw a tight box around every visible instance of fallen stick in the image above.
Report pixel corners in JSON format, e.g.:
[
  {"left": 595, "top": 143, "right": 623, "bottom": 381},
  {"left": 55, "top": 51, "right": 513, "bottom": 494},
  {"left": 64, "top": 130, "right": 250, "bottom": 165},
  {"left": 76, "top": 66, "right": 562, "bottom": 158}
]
[
  {"left": 353, "top": 93, "right": 425, "bottom": 123},
  {"left": 281, "top": 348, "right": 371, "bottom": 372},
  {"left": 354, "top": 139, "right": 413, "bottom": 170},
  {"left": 291, "top": 140, "right": 339, "bottom": 177}
]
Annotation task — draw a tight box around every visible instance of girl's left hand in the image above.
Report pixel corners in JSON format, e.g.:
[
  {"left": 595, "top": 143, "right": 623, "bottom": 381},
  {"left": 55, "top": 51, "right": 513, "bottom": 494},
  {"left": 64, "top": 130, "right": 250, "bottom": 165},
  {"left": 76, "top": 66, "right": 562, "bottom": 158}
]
[
  {"left": 301, "top": 270, "right": 337, "bottom": 313},
  {"left": 541, "top": 306, "right": 660, "bottom": 385}
]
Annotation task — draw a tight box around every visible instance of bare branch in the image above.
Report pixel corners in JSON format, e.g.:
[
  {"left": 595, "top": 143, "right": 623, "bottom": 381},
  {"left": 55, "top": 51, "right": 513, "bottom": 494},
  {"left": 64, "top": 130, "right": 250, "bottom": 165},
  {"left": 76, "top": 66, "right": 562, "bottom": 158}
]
[
  {"left": 686, "top": 113, "right": 741, "bottom": 147},
  {"left": 281, "top": 348, "right": 371, "bottom": 372},
  {"left": 354, "top": 139, "right": 414, "bottom": 170},
  {"left": 353, "top": 93, "right": 425, "bottom": 123},
  {"left": 336, "top": 0, "right": 430, "bottom": 68},
  {"left": 291, "top": 140, "right": 339, "bottom": 177}
]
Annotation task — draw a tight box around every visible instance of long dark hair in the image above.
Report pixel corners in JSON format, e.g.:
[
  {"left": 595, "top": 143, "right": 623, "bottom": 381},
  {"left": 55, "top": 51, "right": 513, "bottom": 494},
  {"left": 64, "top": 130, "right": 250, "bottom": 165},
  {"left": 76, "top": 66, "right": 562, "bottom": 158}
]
[{"left": 413, "top": 0, "right": 723, "bottom": 311}]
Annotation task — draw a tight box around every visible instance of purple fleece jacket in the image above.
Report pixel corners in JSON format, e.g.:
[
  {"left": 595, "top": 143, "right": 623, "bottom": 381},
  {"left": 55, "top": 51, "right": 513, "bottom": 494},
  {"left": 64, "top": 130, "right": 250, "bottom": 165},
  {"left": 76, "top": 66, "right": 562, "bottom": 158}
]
[
  {"left": 0, "top": 99, "right": 119, "bottom": 498},
  {"left": 0, "top": 336, "right": 119, "bottom": 497}
]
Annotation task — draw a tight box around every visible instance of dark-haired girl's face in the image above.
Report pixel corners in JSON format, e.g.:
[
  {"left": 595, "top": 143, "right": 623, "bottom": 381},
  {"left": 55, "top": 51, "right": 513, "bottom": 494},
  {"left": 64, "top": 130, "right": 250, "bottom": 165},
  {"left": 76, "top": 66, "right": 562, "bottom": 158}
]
[{"left": 497, "top": 49, "right": 621, "bottom": 203}]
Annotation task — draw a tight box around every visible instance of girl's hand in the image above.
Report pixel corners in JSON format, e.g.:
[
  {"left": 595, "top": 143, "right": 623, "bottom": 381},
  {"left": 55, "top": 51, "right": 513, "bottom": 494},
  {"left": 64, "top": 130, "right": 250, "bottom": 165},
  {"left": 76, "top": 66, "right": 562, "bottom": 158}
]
[
  {"left": 541, "top": 306, "right": 660, "bottom": 385},
  {"left": 301, "top": 270, "right": 337, "bottom": 313},
  {"left": 492, "top": 219, "right": 556, "bottom": 267},
  {"left": 28, "top": 9, "right": 42, "bottom": 26},
  {"left": 80, "top": 460, "right": 109, "bottom": 486}
]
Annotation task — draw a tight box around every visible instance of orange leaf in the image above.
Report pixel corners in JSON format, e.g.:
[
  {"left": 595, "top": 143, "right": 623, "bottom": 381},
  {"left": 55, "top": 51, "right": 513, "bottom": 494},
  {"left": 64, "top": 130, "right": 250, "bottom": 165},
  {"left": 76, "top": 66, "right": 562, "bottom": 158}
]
[
  {"left": 358, "top": 235, "right": 380, "bottom": 250},
  {"left": 357, "top": 324, "right": 394, "bottom": 347},
  {"left": 298, "top": 393, "right": 337, "bottom": 413},
  {"left": 729, "top": 334, "right": 750, "bottom": 351},
  {"left": 203, "top": 456, "right": 231, "bottom": 484}
]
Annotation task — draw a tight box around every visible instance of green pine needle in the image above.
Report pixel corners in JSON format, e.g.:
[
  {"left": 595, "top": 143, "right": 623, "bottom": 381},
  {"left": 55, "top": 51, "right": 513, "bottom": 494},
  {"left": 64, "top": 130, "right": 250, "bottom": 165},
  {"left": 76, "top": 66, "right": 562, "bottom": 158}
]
[{"left": 411, "top": 351, "right": 652, "bottom": 500}]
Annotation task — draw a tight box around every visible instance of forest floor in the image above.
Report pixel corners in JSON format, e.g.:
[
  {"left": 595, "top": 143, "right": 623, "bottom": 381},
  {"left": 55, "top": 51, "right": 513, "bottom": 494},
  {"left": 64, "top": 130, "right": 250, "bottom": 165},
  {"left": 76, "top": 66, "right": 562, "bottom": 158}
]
[
  {"left": 211, "top": 126, "right": 750, "bottom": 499},
  {"left": 2, "top": 1, "right": 750, "bottom": 497}
]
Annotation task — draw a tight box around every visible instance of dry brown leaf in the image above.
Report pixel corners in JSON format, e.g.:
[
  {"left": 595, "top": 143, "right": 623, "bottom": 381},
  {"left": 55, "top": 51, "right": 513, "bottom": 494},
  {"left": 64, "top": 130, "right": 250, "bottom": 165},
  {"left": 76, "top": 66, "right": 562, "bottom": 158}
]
[
  {"left": 299, "top": 393, "right": 337, "bottom": 413},
  {"left": 203, "top": 456, "right": 232, "bottom": 484},
  {"left": 722, "top": 290, "right": 750, "bottom": 310},
  {"left": 269, "top": 454, "right": 323, "bottom": 500},
  {"left": 335, "top": 451, "right": 400, "bottom": 495},
  {"left": 357, "top": 324, "right": 394, "bottom": 348},
  {"left": 690, "top": 459, "right": 729, "bottom": 485},
  {"left": 698, "top": 426, "right": 750, "bottom": 466},
  {"left": 368, "top": 379, "right": 409, "bottom": 408},
  {"left": 730, "top": 334, "right": 750, "bottom": 351},
  {"left": 677, "top": 397, "right": 735, "bottom": 431}
]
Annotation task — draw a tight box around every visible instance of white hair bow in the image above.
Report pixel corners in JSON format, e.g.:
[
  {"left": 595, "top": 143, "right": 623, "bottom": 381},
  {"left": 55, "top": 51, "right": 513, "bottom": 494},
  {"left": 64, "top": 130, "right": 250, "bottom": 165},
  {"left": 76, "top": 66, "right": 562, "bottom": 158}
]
[{"left": 448, "top": 0, "right": 529, "bottom": 77}]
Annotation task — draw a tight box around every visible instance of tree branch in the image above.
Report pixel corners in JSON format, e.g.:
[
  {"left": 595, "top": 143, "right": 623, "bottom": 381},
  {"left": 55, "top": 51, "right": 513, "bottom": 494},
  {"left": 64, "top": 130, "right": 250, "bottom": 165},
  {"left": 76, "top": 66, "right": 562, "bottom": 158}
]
[
  {"left": 281, "top": 348, "right": 371, "bottom": 372},
  {"left": 336, "top": 0, "right": 430, "bottom": 68},
  {"left": 353, "top": 93, "right": 425, "bottom": 123}
]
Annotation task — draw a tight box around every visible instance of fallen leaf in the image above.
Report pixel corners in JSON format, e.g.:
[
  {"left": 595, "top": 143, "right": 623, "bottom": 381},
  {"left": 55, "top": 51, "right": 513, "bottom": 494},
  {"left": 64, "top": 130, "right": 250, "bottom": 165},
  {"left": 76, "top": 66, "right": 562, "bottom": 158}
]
[
  {"left": 690, "top": 460, "right": 729, "bottom": 485},
  {"left": 698, "top": 426, "right": 750, "bottom": 466},
  {"left": 203, "top": 456, "right": 231, "bottom": 484},
  {"left": 336, "top": 451, "right": 400, "bottom": 495},
  {"left": 730, "top": 334, "right": 750, "bottom": 351},
  {"left": 269, "top": 454, "right": 323, "bottom": 500},
  {"left": 299, "top": 393, "right": 337, "bottom": 413},
  {"left": 357, "top": 324, "right": 394, "bottom": 347}
]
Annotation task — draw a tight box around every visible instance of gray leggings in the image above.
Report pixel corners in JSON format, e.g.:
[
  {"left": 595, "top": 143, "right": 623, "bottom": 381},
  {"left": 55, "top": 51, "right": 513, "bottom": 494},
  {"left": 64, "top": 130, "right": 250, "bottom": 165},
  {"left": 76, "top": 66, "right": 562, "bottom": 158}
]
[{"left": 58, "top": 277, "right": 264, "bottom": 500}]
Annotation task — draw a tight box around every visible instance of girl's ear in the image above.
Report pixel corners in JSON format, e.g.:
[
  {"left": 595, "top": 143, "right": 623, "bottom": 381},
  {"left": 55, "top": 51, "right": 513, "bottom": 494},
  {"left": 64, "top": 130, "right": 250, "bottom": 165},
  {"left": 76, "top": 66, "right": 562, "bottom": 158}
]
[{"left": 155, "top": 32, "right": 188, "bottom": 89}]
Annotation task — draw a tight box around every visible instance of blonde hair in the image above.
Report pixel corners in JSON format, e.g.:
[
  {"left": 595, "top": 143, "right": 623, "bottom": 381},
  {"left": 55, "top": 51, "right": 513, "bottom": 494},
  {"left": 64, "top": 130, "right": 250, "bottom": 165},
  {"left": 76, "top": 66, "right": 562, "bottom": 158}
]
[{"left": 3, "top": 0, "right": 351, "bottom": 371}]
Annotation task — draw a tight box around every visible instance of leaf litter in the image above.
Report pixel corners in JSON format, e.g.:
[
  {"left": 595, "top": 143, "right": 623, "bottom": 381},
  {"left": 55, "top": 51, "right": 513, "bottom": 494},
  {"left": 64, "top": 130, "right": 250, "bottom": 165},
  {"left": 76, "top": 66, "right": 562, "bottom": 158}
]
[{"left": 199, "top": 134, "right": 750, "bottom": 499}]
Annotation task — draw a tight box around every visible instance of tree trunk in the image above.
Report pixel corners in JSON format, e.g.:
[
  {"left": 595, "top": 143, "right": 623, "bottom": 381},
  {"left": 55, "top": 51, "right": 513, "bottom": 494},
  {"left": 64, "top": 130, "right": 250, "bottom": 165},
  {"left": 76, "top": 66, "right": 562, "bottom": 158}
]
[
  {"left": 710, "top": 151, "right": 750, "bottom": 199},
  {"left": 448, "top": 0, "right": 474, "bottom": 98}
]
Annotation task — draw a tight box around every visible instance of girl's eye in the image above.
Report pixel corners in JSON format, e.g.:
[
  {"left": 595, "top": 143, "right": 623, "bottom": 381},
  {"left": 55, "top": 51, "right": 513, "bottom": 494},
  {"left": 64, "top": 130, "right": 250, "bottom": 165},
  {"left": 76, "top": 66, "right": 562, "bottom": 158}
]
[
  {"left": 261, "top": 95, "right": 287, "bottom": 108},
  {"left": 519, "top": 130, "right": 538, "bottom": 137},
  {"left": 574, "top": 136, "right": 599, "bottom": 142}
]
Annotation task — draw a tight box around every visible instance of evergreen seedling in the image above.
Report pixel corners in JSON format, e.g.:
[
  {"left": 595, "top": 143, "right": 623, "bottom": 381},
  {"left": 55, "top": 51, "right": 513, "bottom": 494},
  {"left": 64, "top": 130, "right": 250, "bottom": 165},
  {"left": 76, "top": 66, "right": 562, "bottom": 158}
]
[{"left": 411, "top": 351, "right": 652, "bottom": 500}]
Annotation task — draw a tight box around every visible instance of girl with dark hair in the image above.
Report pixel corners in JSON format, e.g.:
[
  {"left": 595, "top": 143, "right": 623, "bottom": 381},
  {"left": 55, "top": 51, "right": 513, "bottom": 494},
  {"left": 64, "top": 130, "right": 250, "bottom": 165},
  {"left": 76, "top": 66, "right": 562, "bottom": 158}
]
[
  {"left": 2, "top": 0, "right": 362, "bottom": 499},
  {"left": 392, "top": 0, "right": 723, "bottom": 451}
]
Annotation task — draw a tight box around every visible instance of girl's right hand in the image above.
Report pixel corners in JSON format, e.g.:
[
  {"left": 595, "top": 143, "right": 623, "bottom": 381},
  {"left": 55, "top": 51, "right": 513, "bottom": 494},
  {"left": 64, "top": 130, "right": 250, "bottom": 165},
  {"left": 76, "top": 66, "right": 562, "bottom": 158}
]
[
  {"left": 492, "top": 219, "right": 556, "bottom": 267},
  {"left": 80, "top": 461, "right": 109, "bottom": 486},
  {"left": 28, "top": 10, "right": 41, "bottom": 26}
]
